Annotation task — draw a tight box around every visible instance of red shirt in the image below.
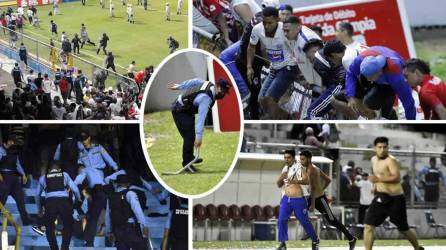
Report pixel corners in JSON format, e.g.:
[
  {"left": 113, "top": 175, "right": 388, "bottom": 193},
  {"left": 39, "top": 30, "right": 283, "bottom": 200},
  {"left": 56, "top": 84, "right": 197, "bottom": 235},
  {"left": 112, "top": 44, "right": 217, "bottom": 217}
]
[
  {"left": 194, "top": 0, "right": 233, "bottom": 28},
  {"left": 59, "top": 78, "right": 68, "bottom": 93},
  {"left": 419, "top": 74, "right": 446, "bottom": 120}
]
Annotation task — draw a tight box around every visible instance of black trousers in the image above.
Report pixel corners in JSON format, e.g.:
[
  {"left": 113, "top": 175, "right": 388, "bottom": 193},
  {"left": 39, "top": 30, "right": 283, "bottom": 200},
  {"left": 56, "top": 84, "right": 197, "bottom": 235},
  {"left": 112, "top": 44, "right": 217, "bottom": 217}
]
[
  {"left": 106, "top": 64, "right": 116, "bottom": 72},
  {"left": 308, "top": 195, "right": 354, "bottom": 241},
  {"left": 0, "top": 171, "right": 30, "bottom": 225},
  {"left": 45, "top": 197, "right": 74, "bottom": 250},
  {"left": 363, "top": 84, "right": 398, "bottom": 120},
  {"left": 358, "top": 204, "right": 370, "bottom": 224},
  {"left": 114, "top": 223, "right": 147, "bottom": 250},
  {"left": 172, "top": 110, "right": 195, "bottom": 166},
  {"left": 97, "top": 45, "right": 107, "bottom": 55},
  {"left": 83, "top": 185, "right": 106, "bottom": 245}
]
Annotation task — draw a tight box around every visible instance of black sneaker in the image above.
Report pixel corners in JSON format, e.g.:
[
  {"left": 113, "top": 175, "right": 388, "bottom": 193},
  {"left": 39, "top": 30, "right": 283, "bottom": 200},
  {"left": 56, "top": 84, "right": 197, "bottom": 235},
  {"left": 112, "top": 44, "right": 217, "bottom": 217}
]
[
  {"left": 276, "top": 242, "right": 286, "bottom": 250},
  {"left": 312, "top": 241, "right": 319, "bottom": 250},
  {"left": 418, "top": 247, "right": 424, "bottom": 250},
  {"left": 31, "top": 226, "right": 45, "bottom": 236},
  {"left": 195, "top": 158, "right": 203, "bottom": 164},
  {"left": 349, "top": 237, "right": 357, "bottom": 250}
]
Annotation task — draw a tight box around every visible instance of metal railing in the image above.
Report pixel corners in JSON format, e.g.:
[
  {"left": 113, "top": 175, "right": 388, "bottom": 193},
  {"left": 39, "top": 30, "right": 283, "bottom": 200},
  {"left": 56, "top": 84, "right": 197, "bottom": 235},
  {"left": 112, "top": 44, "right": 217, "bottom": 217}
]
[
  {"left": 0, "top": 25, "right": 136, "bottom": 90},
  {"left": 244, "top": 141, "right": 446, "bottom": 208},
  {"left": 0, "top": 202, "right": 21, "bottom": 250}
]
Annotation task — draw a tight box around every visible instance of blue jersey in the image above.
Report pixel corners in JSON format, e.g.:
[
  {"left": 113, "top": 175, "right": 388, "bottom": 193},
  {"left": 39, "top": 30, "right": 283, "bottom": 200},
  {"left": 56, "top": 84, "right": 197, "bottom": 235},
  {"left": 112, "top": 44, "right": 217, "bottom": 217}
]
[{"left": 345, "top": 46, "right": 416, "bottom": 120}]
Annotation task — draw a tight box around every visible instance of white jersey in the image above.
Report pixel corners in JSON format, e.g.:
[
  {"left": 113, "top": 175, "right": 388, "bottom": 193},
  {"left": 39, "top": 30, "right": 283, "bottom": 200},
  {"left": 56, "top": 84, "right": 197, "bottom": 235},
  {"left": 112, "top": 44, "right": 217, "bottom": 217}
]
[
  {"left": 250, "top": 22, "right": 296, "bottom": 70},
  {"left": 291, "top": 25, "right": 322, "bottom": 86},
  {"left": 355, "top": 179, "right": 374, "bottom": 205},
  {"left": 230, "top": 0, "right": 261, "bottom": 26},
  {"left": 281, "top": 161, "right": 310, "bottom": 197},
  {"left": 342, "top": 40, "right": 368, "bottom": 70}
]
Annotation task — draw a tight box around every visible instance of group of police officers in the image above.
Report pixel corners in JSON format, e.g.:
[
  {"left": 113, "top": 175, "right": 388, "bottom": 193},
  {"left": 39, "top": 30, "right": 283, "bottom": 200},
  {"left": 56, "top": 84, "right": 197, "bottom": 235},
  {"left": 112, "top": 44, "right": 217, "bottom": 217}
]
[{"left": 0, "top": 129, "right": 187, "bottom": 250}]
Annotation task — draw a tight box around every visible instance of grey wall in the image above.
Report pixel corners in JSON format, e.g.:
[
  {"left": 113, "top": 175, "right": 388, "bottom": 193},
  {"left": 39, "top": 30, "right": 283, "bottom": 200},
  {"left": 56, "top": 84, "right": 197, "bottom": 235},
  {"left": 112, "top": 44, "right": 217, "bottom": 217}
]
[{"left": 145, "top": 51, "right": 209, "bottom": 112}]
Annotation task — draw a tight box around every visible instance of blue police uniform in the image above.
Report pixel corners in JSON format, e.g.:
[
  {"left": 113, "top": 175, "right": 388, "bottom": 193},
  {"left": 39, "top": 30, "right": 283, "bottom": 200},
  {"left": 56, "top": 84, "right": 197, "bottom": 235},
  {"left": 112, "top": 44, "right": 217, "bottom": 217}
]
[
  {"left": 35, "top": 169, "right": 81, "bottom": 250},
  {"left": 0, "top": 145, "right": 30, "bottom": 225},
  {"left": 77, "top": 142, "right": 119, "bottom": 171},
  {"left": 171, "top": 79, "right": 215, "bottom": 168},
  {"left": 74, "top": 167, "right": 108, "bottom": 246},
  {"left": 106, "top": 186, "right": 149, "bottom": 250}
]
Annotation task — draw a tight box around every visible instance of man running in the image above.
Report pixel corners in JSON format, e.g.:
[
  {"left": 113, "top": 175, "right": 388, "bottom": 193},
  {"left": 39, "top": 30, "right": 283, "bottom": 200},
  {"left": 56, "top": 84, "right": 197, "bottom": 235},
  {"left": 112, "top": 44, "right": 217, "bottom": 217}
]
[
  {"left": 363, "top": 137, "right": 424, "bottom": 250},
  {"left": 276, "top": 149, "right": 319, "bottom": 250},
  {"left": 300, "top": 150, "right": 357, "bottom": 250}
]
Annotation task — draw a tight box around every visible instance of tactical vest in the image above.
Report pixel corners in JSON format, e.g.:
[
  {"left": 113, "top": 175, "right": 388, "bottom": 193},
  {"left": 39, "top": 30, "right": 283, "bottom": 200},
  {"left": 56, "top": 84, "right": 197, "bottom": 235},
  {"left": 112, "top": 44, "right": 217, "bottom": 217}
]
[
  {"left": 170, "top": 196, "right": 188, "bottom": 239},
  {"left": 0, "top": 147, "right": 18, "bottom": 172},
  {"left": 180, "top": 81, "right": 215, "bottom": 114},
  {"left": 45, "top": 169, "right": 65, "bottom": 192},
  {"left": 109, "top": 189, "right": 136, "bottom": 228},
  {"left": 425, "top": 168, "right": 440, "bottom": 186}
]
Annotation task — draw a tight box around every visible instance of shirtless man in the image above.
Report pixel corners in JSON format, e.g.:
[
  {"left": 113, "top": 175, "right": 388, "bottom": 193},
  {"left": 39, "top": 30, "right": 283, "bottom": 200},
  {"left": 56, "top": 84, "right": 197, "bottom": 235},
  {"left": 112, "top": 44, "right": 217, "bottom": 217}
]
[
  {"left": 276, "top": 149, "right": 319, "bottom": 250},
  {"left": 300, "top": 150, "right": 357, "bottom": 250},
  {"left": 364, "top": 137, "right": 424, "bottom": 250}
]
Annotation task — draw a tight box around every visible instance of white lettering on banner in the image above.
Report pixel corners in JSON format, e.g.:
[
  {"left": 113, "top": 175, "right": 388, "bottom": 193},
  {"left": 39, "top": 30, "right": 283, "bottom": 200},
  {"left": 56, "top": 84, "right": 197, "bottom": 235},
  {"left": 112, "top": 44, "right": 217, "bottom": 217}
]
[
  {"left": 299, "top": 9, "right": 357, "bottom": 25},
  {"left": 313, "top": 17, "right": 377, "bottom": 37}
]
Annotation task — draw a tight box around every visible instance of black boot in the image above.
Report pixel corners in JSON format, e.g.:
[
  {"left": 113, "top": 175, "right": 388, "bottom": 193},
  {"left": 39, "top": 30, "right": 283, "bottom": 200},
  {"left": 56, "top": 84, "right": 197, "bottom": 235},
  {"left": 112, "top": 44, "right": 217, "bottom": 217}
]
[
  {"left": 349, "top": 237, "right": 357, "bottom": 250},
  {"left": 312, "top": 241, "right": 319, "bottom": 250},
  {"left": 276, "top": 242, "right": 286, "bottom": 250}
]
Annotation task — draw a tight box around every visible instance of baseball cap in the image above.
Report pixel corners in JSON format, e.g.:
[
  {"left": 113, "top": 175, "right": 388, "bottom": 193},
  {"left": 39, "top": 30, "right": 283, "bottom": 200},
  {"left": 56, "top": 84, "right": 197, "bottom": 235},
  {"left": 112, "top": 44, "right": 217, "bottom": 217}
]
[
  {"left": 261, "top": 0, "right": 280, "bottom": 9},
  {"left": 360, "top": 55, "right": 386, "bottom": 78}
]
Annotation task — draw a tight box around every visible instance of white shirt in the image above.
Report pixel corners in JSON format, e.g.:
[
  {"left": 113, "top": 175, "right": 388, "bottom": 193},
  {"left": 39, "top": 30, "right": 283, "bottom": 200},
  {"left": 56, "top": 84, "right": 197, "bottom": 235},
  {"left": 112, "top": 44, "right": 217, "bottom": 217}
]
[
  {"left": 342, "top": 40, "right": 368, "bottom": 70},
  {"left": 52, "top": 105, "right": 66, "bottom": 120},
  {"left": 291, "top": 25, "right": 322, "bottom": 86},
  {"left": 42, "top": 79, "right": 52, "bottom": 93},
  {"left": 355, "top": 179, "right": 374, "bottom": 205},
  {"left": 250, "top": 22, "right": 296, "bottom": 70},
  {"left": 230, "top": 0, "right": 261, "bottom": 26},
  {"left": 281, "top": 161, "right": 310, "bottom": 197},
  {"left": 27, "top": 9, "right": 33, "bottom": 17}
]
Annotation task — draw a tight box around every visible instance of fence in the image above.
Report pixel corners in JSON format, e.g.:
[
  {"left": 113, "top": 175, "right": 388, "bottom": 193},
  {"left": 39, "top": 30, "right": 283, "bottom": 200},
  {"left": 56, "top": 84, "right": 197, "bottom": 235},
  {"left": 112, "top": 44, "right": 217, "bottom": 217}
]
[
  {"left": 0, "top": 25, "right": 137, "bottom": 91},
  {"left": 244, "top": 141, "right": 446, "bottom": 209}
]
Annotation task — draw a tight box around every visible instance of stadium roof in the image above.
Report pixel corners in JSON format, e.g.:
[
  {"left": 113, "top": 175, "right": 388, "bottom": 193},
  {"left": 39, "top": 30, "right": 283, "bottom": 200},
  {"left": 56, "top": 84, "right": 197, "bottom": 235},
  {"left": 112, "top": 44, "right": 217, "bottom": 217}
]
[{"left": 238, "top": 152, "right": 333, "bottom": 164}]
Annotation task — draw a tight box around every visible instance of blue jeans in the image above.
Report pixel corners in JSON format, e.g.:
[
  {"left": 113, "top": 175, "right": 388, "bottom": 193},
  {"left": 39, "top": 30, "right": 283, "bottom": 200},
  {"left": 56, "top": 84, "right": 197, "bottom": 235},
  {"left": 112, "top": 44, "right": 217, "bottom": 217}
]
[
  {"left": 259, "top": 65, "right": 298, "bottom": 102},
  {"left": 278, "top": 195, "right": 318, "bottom": 243},
  {"left": 307, "top": 84, "right": 343, "bottom": 119},
  {"left": 219, "top": 41, "right": 250, "bottom": 98}
]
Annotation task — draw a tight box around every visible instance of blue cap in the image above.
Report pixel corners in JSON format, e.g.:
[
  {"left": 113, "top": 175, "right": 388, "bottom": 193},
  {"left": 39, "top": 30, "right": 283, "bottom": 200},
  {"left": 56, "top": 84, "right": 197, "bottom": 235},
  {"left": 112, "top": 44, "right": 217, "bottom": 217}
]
[{"left": 360, "top": 55, "right": 386, "bottom": 78}]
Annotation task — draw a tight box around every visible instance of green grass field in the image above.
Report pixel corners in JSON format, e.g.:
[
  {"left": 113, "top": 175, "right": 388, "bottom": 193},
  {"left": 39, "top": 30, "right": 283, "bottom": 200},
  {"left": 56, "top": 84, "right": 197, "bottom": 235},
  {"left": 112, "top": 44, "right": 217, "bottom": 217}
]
[
  {"left": 194, "top": 239, "right": 446, "bottom": 248},
  {"left": 6, "top": 0, "right": 187, "bottom": 74},
  {"left": 144, "top": 111, "right": 240, "bottom": 196},
  {"left": 415, "top": 39, "right": 446, "bottom": 80}
]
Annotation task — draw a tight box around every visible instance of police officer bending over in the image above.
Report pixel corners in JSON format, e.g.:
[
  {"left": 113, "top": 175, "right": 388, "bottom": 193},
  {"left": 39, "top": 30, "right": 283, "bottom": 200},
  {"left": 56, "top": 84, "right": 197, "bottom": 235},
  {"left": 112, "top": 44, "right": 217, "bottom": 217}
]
[
  {"left": 0, "top": 134, "right": 31, "bottom": 225},
  {"left": 34, "top": 163, "right": 81, "bottom": 250},
  {"left": 108, "top": 174, "right": 150, "bottom": 250},
  {"left": 169, "top": 78, "right": 231, "bottom": 172}
]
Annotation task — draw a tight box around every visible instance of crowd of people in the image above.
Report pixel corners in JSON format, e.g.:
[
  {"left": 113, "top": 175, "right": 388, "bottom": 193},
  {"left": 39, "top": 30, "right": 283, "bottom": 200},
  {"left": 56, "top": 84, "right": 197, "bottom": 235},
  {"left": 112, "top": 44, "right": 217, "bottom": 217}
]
[
  {"left": 1, "top": 61, "right": 154, "bottom": 119},
  {"left": 193, "top": 0, "right": 446, "bottom": 120},
  {"left": 0, "top": 126, "right": 188, "bottom": 249}
]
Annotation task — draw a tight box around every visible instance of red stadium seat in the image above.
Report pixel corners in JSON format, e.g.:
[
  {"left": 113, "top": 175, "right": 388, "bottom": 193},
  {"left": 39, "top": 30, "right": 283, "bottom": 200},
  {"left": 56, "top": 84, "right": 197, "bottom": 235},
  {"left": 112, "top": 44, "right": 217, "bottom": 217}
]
[
  {"left": 263, "top": 205, "right": 274, "bottom": 220},
  {"left": 241, "top": 205, "right": 253, "bottom": 222},
  {"left": 193, "top": 204, "right": 206, "bottom": 221}
]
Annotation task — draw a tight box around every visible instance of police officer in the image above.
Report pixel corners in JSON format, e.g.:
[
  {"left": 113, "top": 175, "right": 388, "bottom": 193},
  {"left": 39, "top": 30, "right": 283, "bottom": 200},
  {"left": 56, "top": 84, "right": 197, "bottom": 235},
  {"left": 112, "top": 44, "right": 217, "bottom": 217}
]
[
  {"left": 10, "top": 62, "right": 24, "bottom": 88},
  {"left": 74, "top": 164, "right": 108, "bottom": 246},
  {"left": 108, "top": 174, "right": 149, "bottom": 250},
  {"left": 166, "top": 194, "right": 188, "bottom": 250},
  {"left": 0, "top": 134, "right": 30, "bottom": 225},
  {"left": 53, "top": 128, "right": 80, "bottom": 180},
  {"left": 34, "top": 163, "right": 81, "bottom": 250},
  {"left": 417, "top": 157, "right": 445, "bottom": 202},
  {"left": 168, "top": 78, "right": 231, "bottom": 172},
  {"left": 77, "top": 131, "right": 119, "bottom": 171}
]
